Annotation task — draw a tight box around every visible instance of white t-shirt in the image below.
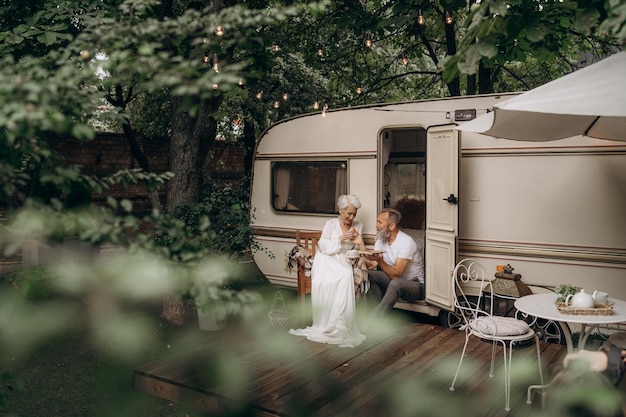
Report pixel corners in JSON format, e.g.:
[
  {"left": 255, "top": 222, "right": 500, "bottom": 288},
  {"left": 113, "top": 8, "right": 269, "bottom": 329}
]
[{"left": 374, "top": 230, "right": 424, "bottom": 283}]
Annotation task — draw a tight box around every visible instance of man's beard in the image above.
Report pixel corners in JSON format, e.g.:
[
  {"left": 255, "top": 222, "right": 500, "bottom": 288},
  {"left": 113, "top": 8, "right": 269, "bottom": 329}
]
[{"left": 376, "top": 226, "right": 391, "bottom": 241}]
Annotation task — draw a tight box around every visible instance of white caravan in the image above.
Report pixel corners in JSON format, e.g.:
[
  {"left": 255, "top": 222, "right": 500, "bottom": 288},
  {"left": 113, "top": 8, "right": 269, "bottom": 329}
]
[{"left": 249, "top": 93, "right": 626, "bottom": 321}]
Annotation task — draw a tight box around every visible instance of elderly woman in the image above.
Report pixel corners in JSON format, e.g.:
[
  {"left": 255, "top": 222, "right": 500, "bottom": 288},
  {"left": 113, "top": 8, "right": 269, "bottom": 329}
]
[{"left": 289, "top": 194, "right": 367, "bottom": 347}]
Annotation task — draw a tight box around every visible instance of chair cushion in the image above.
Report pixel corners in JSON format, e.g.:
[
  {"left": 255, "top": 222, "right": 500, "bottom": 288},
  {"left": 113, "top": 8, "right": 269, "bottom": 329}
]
[{"left": 469, "top": 316, "right": 531, "bottom": 336}]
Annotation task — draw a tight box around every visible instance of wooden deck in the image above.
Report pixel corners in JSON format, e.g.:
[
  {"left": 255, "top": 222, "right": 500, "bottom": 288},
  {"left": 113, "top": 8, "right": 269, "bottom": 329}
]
[{"left": 135, "top": 320, "right": 567, "bottom": 417}]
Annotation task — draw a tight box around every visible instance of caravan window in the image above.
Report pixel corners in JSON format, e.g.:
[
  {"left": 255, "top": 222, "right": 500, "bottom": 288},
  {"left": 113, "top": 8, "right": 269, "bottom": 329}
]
[{"left": 272, "top": 161, "right": 347, "bottom": 214}]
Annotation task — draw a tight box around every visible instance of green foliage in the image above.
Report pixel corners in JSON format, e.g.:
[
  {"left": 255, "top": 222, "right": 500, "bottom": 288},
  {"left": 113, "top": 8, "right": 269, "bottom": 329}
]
[
  {"left": 9, "top": 267, "right": 55, "bottom": 301},
  {"left": 105, "top": 169, "right": 175, "bottom": 193},
  {"left": 599, "top": 0, "right": 626, "bottom": 41},
  {"left": 173, "top": 180, "right": 267, "bottom": 258},
  {"left": 0, "top": 202, "right": 266, "bottom": 364},
  {"left": 554, "top": 284, "right": 581, "bottom": 302},
  {"left": 445, "top": 0, "right": 623, "bottom": 83}
]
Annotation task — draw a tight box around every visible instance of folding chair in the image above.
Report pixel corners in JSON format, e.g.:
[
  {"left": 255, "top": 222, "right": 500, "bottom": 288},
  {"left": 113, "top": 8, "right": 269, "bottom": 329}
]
[{"left": 449, "top": 258, "right": 544, "bottom": 411}]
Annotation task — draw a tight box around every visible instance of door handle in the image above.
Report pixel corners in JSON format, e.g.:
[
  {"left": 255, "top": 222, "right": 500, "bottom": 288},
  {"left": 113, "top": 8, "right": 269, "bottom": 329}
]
[{"left": 443, "top": 194, "right": 459, "bottom": 204}]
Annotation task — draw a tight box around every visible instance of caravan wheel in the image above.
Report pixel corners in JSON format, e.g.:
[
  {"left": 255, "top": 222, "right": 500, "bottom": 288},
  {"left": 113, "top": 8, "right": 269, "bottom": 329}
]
[
  {"left": 515, "top": 310, "right": 566, "bottom": 345},
  {"left": 440, "top": 296, "right": 479, "bottom": 329},
  {"left": 440, "top": 310, "right": 462, "bottom": 328}
]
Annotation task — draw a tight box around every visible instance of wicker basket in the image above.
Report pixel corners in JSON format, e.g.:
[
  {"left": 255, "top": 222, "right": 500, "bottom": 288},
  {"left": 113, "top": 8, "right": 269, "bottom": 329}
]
[
  {"left": 555, "top": 301, "right": 614, "bottom": 316},
  {"left": 268, "top": 291, "right": 290, "bottom": 328}
]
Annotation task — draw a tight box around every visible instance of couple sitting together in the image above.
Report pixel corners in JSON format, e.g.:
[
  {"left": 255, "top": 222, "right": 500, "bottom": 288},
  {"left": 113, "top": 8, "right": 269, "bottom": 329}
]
[{"left": 289, "top": 194, "right": 424, "bottom": 348}]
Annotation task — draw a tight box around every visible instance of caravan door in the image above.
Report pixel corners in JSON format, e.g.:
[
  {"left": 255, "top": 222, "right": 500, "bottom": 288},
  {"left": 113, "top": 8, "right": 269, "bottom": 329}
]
[{"left": 425, "top": 125, "right": 459, "bottom": 311}]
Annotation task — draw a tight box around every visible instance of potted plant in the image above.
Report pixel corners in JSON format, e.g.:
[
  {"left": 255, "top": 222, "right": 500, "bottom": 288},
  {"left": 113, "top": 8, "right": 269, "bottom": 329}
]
[
  {"left": 189, "top": 257, "right": 265, "bottom": 331},
  {"left": 554, "top": 284, "right": 581, "bottom": 302}
]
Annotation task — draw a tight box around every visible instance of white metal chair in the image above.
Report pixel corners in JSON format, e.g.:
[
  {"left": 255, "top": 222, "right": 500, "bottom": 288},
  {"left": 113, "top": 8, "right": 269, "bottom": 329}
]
[{"left": 449, "top": 258, "right": 544, "bottom": 411}]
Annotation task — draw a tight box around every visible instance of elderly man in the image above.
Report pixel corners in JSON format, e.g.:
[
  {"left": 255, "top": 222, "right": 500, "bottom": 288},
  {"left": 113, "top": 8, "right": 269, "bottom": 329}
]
[{"left": 364, "top": 208, "right": 424, "bottom": 316}]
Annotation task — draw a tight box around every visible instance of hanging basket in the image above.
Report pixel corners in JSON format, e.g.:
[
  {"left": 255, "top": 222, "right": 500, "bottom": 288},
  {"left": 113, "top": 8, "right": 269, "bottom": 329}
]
[{"left": 268, "top": 291, "right": 290, "bottom": 328}]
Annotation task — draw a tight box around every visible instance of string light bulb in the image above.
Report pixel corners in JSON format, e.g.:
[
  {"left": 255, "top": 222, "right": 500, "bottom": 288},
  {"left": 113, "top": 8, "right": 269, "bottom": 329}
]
[
  {"left": 355, "top": 86, "right": 362, "bottom": 94},
  {"left": 212, "top": 55, "right": 219, "bottom": 72},
  {"left": 272, "top": 43, "right": 281, "bottom": 52},
  {"left": 313, "top": 100, "right": 319, "bottom": 110},
  {"left": 212, "top": 83, "right": 219, "bottom": 89},
  {"left": 256, "top": 91, "right": 263, "bottom": 99},
  {"left": 401, "top": 53, "right": 408, "bottom": 65},
  {"left": 317, "top": 44, "right": 324, "bottom": 57},
  {"left": 238, "top": 78, "right": 244, "bottom": 86},
  {"left": 203, "top": 54, "right": 210, "bottom": 63},
  {"left": 215, "top": 25, "right": 224, "bottom": 36},
  {"left": 417, "top": 9, "right": 425, "bottom": 25},
  {"left": 321, "top": 103, "right": 328, "bottom": 117},
  {"left": 273, "top": 100, "right": 280, "bottom": 109},
  {"left": 445, "top": 11, "right": 453, "bottom": 25},
  {"left": 365, "top": 32, "right": 372, "bottom": 47}
]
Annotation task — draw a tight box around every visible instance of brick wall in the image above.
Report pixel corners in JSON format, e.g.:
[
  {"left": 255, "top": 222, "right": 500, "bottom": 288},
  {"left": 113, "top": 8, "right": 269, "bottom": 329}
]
[{"left": 50, "top": 133, "right": 247, "bottom": 215}]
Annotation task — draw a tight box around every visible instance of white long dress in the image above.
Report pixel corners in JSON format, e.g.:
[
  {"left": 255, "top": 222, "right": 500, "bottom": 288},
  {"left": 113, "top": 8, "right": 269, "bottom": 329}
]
[{"left": 289, "top": 218, "right": 366, "bottom": 348}]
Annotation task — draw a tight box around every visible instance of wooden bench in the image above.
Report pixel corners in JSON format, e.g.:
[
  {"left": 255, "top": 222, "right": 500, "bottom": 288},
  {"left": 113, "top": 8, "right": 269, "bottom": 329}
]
[{"left": 295, "top": 230, "right": 321, "bottom": 305}]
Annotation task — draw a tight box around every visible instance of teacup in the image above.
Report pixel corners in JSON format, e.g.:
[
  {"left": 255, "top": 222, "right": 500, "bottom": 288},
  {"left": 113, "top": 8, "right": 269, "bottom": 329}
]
[{"left": 594, "top": 291, "right": 609, "bottom": 305}]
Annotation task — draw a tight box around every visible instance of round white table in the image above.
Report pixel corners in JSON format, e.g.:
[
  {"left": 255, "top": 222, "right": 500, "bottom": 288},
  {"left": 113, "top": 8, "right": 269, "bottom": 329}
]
[{"left": 514, "top": 293, "right": 626, "bottom": 353}]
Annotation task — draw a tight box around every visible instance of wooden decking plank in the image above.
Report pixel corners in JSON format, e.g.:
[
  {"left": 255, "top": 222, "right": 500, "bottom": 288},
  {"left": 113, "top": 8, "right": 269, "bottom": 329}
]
[
  {"left": 303, "top": 325, "right": 427, "bottom": 416},
  {"left": 135, "top": 326, "right": 391, "bottom": 414},
  {"left": 460, "top": 340, "right": 565, "bottom": 417},
  {"left": 245, "top": 333, "right": 384, "bottom": 403},
  {"left": 313, "top": 325, "right": 438, "bottom": 412},
  {"left": 311, "top": 325, "right": 460, "bottom": 416},
  {"left": 338, "top": 325, "right": 487, "bottom": 417},
  {"left": 134, "top": 321, "right": 568, "bottom": 417},
  {"left": 259, "top": 323, "right": 426, "bottom": 413}
]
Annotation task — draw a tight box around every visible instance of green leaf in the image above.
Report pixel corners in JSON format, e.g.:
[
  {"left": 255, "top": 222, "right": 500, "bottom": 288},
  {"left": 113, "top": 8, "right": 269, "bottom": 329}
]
[
  {"left": 457, "top": 44, "right": 482, "bottom": 76},
  {"left": 526, "top": 25, "right": 546, "bottom": 42},
  {"left": 574, "top": 8, "right": 600, "bottom": 35},
  {"left": 476, "top": 40, "right": 498, "bottom": 58},
  {"left": 490, "top": 0, "right": 508, "bottom": 17},
  {"left": 121, "top": 199, "right": 133, "bottom": 213},
  {"left": 107, "top": 197, "right": 117, "bottom": 209},
  {"left": 442, "top": 55, "right": 461, "bottom": 83},
  {"left": 71, "top": 124, "right": 95, "bottom": 141},
  {"left": 476, "top": 19, "right": 496, "bottom": 39}
]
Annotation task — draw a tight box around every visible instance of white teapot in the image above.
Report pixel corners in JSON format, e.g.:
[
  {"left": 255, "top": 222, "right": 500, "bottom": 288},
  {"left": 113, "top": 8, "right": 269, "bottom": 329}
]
[{"left": 565, "top": 289, "right": 595, "bottom": 308}]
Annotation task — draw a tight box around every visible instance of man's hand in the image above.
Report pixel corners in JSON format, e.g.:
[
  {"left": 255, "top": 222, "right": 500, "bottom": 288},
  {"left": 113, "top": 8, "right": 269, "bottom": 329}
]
[
  {"left": 362, "top": 253, "right": 381, "bottom": 270},
  {"left": 363, "top": 253, "right": 382, "bottom": 262}
]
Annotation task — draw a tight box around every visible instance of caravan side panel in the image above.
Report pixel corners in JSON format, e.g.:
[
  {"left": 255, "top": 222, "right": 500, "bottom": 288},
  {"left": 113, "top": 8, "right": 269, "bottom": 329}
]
[{"left": 459, "top": 134, "right": 626, "bottom": 299}]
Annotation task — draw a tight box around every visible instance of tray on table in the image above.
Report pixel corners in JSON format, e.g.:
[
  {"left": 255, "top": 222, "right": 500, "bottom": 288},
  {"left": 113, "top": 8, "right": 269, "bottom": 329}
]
[{"left": 555, "top": 301, "right": 614, "bottom": 316}]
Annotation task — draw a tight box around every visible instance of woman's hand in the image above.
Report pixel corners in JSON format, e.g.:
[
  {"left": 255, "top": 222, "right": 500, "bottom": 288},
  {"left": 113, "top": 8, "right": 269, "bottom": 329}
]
[{"left": 341, "top": 228, "right": 358, "bottom": 241}]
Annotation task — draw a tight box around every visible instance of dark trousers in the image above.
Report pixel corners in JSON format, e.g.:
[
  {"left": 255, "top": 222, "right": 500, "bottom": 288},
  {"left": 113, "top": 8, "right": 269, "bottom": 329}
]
[{"left": 367, "top": 270, "right": 424, "bottom": 315}]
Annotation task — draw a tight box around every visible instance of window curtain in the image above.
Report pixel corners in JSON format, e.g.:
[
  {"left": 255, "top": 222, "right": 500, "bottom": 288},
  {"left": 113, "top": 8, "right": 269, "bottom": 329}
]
[
  {"left": 273, "top": 167, "right": 290, "bottom": 209},
  {"left": 382, "top": 135, "right": 392, "bottom": 167},
  {"left": 335, "top": 164, "right": 347, "bottom": 204}
]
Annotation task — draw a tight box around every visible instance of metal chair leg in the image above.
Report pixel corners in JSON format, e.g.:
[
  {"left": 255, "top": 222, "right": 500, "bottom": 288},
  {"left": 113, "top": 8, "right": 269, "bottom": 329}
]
[
  {"left": 490, "top": 340, "right": 497, "bottom": 377},
  {"left": 527, "top": 335, "right": 546, "bottom": 405},
  {"left": 527, "top": 384, "right": 548, "bottom": 405},
  {"left": 450, "top": 333, "right": 470, "bottom": 391},
  {"left": 503, "top": 341, "right": 512, "bottom": 411}
]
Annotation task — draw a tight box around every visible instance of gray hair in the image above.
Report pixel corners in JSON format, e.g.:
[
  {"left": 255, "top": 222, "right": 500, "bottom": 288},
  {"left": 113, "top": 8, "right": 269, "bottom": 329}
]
[
  {"left": 380, "top": 208, "right": 402, "bottom": 225},
  {"left": 337, "top": 194, "right": 362, "bottom": 210}
]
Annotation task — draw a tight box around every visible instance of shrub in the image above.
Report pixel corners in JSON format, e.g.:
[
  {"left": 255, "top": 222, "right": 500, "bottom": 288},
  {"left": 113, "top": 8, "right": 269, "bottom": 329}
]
[{"left": 174, "top": 179, "right": 266, "bottom": 259}]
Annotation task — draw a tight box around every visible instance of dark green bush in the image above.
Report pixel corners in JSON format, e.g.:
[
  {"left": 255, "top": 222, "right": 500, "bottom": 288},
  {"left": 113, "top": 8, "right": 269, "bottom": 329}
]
[{"left": 174, "top": 179, "right": 265, "bottom": 259}]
